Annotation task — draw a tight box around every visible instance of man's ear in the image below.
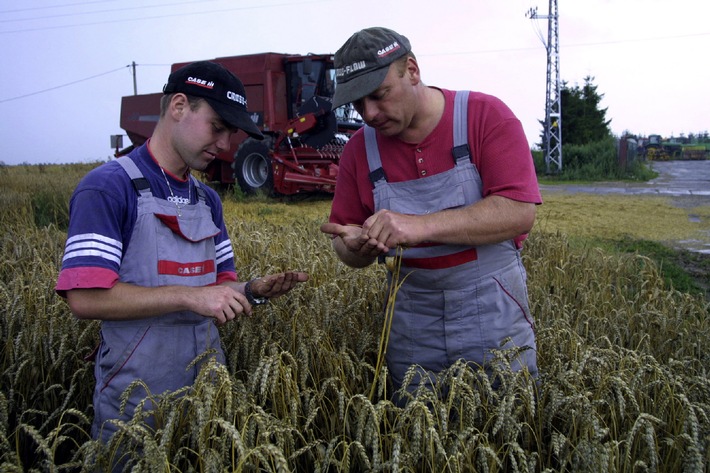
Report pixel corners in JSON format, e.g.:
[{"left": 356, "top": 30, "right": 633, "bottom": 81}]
[
  {"left": 169, "top": 93, "right": 188, "bottom": 119},
  {"left": 405, "top": 57, "right": 420, "bottom": 84}
]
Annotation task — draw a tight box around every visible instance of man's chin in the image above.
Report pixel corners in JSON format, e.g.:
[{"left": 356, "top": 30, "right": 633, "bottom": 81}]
[
  {"left": 373, "top": 123, "right": 398, "bottom": 136},
  {"left": 192, "top": 155, "right": 215, "bottom": 171}
]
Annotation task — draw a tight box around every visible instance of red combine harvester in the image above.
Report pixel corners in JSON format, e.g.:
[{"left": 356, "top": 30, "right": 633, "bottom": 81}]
[{"left": 114, "top": 53, "right": 362, "bottom": 195}]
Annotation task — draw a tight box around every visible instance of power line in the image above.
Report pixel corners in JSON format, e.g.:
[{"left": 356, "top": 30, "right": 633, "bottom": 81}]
[
  {"left": 564, "top": 31, "right": 710, "bottom": 47},
  {"left": 0, "top": 0, "right": 225, "bottom": 23},
  {"left": 1, "top": 30, "right": 707, "bottom": 103},
  {"left": 0, "top": 0, "right": 119, "bottom": 14},
  {"left": 418, "top": 31, "right": 710, "bottom": 58},
  {"left": 0, "top": 0, "right": 333, "bottom": 34},
  {"left": 0, "top": 62, "right": 172, "bottom": 103},
  {"left": 0, "top": 66, "right": 129, "bottom": 103}
]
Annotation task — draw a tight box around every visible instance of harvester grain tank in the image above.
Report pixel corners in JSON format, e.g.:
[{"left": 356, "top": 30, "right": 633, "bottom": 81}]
[{"left": 114, "top": 53, "right": 363, "bottom": 195}]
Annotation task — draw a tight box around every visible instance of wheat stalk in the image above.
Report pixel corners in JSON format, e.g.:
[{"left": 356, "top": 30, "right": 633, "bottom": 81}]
[{"left": 370, "top": 246, "right": 409, "bottom": 402}]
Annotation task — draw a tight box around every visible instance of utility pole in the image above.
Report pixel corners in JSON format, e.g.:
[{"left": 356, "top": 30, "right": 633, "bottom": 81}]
[
  {"left": 527, "top": 0, "right": 562, "bottom": 173},
  {"left": 132, "top": 61, "right": 137, "bottom": 95}
]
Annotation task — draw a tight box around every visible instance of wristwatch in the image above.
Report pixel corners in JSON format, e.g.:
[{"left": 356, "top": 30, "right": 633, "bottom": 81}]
[{"left": 245, "top": 279, "right": 269, "bottom": 305}]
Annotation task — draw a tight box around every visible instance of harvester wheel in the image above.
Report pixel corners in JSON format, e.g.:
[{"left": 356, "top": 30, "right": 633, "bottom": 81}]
[{"left": 233, "top": 139, "right": 274, "bottom": 195}]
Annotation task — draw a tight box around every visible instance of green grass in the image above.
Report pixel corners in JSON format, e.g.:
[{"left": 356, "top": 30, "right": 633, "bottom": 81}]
[
  {"left": 602, "top": 237, "right": 710, "bottom": 297},
  {"left": 537, "top": 166, "right": 659, "bottom": 186},
  {"left": 557, "top": 233, "right": 710, "bottom": 300}
]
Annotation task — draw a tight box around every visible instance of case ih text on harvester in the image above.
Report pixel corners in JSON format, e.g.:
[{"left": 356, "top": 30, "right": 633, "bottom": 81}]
[{"left": 112, "top": 53, "right": 363, "bottom": 195}]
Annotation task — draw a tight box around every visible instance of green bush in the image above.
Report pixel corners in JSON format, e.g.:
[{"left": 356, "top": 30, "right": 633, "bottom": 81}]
[
  {"left": 532, "top": 148, "right": 545, "bottom": 174},
  {"left": 538, "top": 137, "right": 655, "bottom": 182}
]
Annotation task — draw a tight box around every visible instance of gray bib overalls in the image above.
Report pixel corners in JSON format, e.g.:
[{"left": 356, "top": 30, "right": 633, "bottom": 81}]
[
  {"left": 91, "top": 157, "right": 226, "bottom": 441},
  {"left": 364, "top": 91, "right": 538, "bottom": 397}
]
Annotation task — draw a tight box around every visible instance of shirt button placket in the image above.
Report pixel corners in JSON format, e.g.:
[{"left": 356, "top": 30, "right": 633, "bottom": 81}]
[{"left": 416, "top": 148, "right": 427, "bottom": 176}]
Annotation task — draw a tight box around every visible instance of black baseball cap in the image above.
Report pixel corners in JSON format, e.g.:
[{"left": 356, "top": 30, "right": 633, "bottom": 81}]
[
  {"left": 332, "top": 27, "right": 412, "bottom": 108},
  {"left": 163, "top": 61, "right": 263, "bottom": 140}
]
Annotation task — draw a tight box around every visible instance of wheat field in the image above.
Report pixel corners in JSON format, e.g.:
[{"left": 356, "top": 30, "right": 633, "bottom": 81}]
[{"left": 1, "top": 163, "right": 708, "bottom": 472}]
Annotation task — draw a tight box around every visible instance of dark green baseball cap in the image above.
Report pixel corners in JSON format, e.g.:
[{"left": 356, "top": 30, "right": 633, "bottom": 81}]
[{"left": 332, "top": 27, "right": 411, "bottom": 108}]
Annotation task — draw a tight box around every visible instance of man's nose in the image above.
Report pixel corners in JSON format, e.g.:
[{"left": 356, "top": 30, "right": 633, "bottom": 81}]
[
  {"left": 216, "top": 131, "right": 231, "bottom": 152},
  {"left": 359, "top": 99, "right": 379, "bottom": 123}
]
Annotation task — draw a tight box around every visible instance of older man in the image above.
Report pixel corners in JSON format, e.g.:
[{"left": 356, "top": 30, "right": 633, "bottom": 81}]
[{"left": 321, "top": 27, "right": 541, "bottom": 401}]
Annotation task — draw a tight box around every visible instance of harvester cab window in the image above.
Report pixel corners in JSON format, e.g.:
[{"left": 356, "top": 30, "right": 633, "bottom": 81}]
[{"left": 287, "top": 59, "right": 334, "bottom": 119}]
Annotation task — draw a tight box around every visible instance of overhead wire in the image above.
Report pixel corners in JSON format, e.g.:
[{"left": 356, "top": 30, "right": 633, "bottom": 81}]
[
  {"left": 0, "top": 0, "right": 334, "bottom": 34},
  {"left": 532, "top": 17, "right": 547, "bottom": 48},
  {"left": 0, "top": 62, "right": 175, "bottom": 103},
  {"left": 3, "top": 28, "right": 708, "bottom": 103},
  {"left": 0, "top": 0, "right": 118, "bottom": 14},
  {"left": 0, "top": 0, "right": 226, "bottom": 23},
  {"left": 0, "top": 66, "right": 129, "bottom": 103},
  {"left": 525, "top": 2, "right": 548, "bottom": 49},
  {"left": 417, "top": 31, "right": 710, "bottom": 59},
  {"left": 2, "top": 0, "right": 707, "bottom": 101}
]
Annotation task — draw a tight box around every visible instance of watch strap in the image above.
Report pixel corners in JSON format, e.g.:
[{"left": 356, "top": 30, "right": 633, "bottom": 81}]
[{"left": 245, "top": 279, "right": 269, "bottom": 305}]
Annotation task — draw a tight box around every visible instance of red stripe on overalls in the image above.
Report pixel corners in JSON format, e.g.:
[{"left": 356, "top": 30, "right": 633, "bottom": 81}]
[
  {"left": 158, "top": 260, "right": 216, "bottom": 276},
  {"left": 402, "top": 247, "right": 477, "bottom": 269}
]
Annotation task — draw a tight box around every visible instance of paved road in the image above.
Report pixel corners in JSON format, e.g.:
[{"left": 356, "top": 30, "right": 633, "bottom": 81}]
[
  {"left": 539, "top": 160, "right": 710, "bottom": 254},
  {"left": 539, "top": 160, "right": 710, "bottom": 197}
]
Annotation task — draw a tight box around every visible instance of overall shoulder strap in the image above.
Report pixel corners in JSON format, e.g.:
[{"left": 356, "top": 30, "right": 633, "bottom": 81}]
[
  {"left": 190, "top": 175, "right": 207, "bottom": 203},
  {"left": 452, "top": 90, "right": 471, "bottom": 164},
  {"left": 364, "top": 126, "right": 387, "bottom": 185},
  {"left": 116, "top": 156, "right": 152, "bottom": 196}
]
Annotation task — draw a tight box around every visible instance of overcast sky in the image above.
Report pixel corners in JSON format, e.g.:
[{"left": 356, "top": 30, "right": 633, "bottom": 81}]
[{"left": 1, "top": 0, "right": 708, "bottom": 165}]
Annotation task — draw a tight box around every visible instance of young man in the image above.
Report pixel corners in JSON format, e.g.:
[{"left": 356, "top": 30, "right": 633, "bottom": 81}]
[
  {"left": 321, "top": 27, "right": 541, "bottom": 401},
  {"left": 56, "top": 61, "right": 308, "bottom": 441}
]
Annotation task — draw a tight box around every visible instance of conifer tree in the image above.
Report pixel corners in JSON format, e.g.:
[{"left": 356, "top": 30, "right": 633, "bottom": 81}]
[{"left": 560, "top": 76, "right": 612, "bottom": 145}]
